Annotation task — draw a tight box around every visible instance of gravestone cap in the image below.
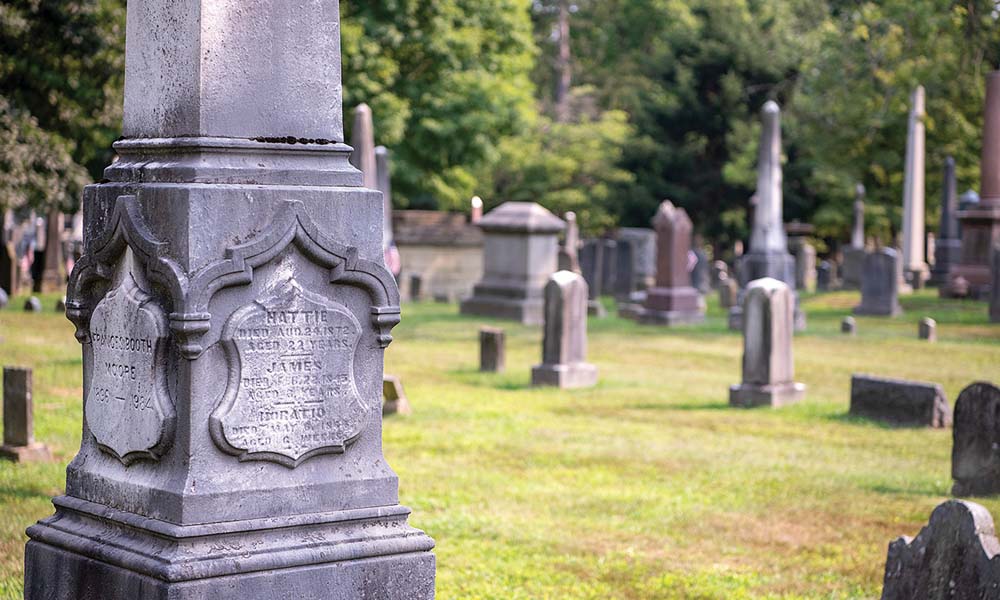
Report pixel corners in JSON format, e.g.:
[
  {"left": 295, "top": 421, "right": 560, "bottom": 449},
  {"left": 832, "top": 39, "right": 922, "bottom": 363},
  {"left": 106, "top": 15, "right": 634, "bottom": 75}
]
[{"left": 477, "top": 202, "right": 565, "bottom": 234}]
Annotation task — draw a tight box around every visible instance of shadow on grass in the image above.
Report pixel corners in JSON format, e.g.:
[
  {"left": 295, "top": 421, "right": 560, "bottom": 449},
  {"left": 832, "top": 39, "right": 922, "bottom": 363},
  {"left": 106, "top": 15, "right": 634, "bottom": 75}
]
[
  {"left": 630, "top": 401, "right": 733, "bottom": 411},
  {"left": 867, "top": 483, "right": 947, "bottom": 498},
  {"left": 445, "top": 367, "right": 534, "bottom": 391},
  {"left": 825, "top": 412, "right": 936, "bottom": 430}
]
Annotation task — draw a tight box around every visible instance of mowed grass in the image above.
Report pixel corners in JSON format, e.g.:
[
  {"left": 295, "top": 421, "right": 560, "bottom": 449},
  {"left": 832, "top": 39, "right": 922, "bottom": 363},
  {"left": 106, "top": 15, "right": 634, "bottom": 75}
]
[{"left": 1, "top": 288, "right": 999, "bottom": 599}]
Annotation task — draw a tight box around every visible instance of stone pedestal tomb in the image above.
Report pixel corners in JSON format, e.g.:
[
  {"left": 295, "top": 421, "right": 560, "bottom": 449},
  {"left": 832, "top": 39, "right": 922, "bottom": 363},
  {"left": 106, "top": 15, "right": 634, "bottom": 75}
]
[
  {"left": 853, "top": 248, "right": 903, "bottom": 317},
  {"left": 952, "top": 382, "right": 1000, "bottom": 497},
  {"left": 23, "top": 2, "right": 435, "bottom": 598},
  {"left": 460, "top": 202, "right": 564, "bottom": 325},
  {"left": 638, "top": 200, "right": 704, "bottom": 325},
  {"left": 0, "top": 367, "right": 51, "bottom": 462},
  {"left": 729, "top": 278, "right": 805, "bottom": 408},
  {"left": 948, "top": 70, "right": 1000, "bottom": 298},
  {"left": 900, "top": 86, "right": 929, "bottom": 290},
  {"left": 531, "top": 271, "right": 598, "bottom": 389}
]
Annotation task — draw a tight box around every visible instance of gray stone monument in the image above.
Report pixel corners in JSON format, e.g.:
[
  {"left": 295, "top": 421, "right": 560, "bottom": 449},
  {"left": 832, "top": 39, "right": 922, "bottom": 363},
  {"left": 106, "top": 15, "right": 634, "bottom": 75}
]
[
  {"left": 901, "top": 86, "right": 929, "bottom": 290},
  {"left": 0, "top": 367, "right": 51, "bottom": 462},
  {"left": 918, "top": 317, "right": 937, "bottom": 341},
  {"left": 375, "top": 145, "right": 396, "bottom": 270},
  {"left": 952, "top": 382, "right": 1000, "bottom": 496},
  {"left": 853, "top": 248, "right": 903, "bottom": 316},
  {"left": 37, "top": 209, "right": 66, "bottom": 293},
  {"left": 23, "top": 296, "right": 41, "bottom": 313},
  {"left": 842, "top": 184, "right": 867, "bottom": 289},
  {"left": 841, "top": 316, "right": 856, "bottom": 335},
  {"left": 578, "top": 239, "right": 606, "bottom": 317},
  {"left": 613, "top": 237, "right": 635, "bottom": 299},
  {"left": 729, "top": 278, "right": 805, "bottom": 408},
  {"left": 460, "top": 202, "right": 564, "bottom": 325},
  {"left": 23, "top": 2, "right": 435, "bottom": 598},
  {"left": 382, "top": 375, "right": 411, "bottom": 416},
  {"left": 849, "top": 374, "right": 951, "bottom": 427},
  {"left": 531, "top": 271, "right": 598, "bottom": 389},
  {"left": 791, "top": 240, "right": 816, "bottom": 292},
  {"left": 480, "top": 327, "right": 506, "bottom": 373},
  {"left": 599, "top": 238, "right": 617, "bottom": 296},
  {"left": 932, "top": 157, "right": 962, "bottom": 287},
  {"left": 691, "top": 247, "right": 710, "bottom": 295},
  {"left": 731, "top": 102, "right": 803, "bottom": 330},
  {"left": 0, "top": 226, "right": 16, "bottom": 297},
  {"left": 718, "top": 276, "right": 738, "bottom": 310},
  {"left": 638, "top": 201, "right": 704, "bottom": 325},
  {"left": 816, "top": 260, "right": 832, "bottom": 291},
  {"left": 882, "top": 500, "right": 1000, "bottom": 599},
  {"left": 558, "top": 211, "right": 581, "bottom": 274},
  {"left": 618, "top": 227, "right": 657, "bottom": 292}
]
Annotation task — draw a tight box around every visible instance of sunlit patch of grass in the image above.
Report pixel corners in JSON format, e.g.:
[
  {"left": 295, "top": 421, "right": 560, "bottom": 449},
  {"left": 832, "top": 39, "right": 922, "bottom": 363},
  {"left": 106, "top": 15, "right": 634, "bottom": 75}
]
[{"left": 0, "top": 288, "right": 998, "bottom": 598}]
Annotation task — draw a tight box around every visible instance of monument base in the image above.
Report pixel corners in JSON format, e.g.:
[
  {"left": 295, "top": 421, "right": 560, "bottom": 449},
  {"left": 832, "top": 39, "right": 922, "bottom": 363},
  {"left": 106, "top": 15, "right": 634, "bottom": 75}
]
[
  {"left": 460, "top": 295, "right": 544, "bottom": 326},
  {"left": 637, "top": 307, "right": 705, "bottom": 326},
  {"left": 952, "top": 478, "right": 1000, "bottom": 498},
  {"left": 531, "top": 362, "right": 598, "bottom": 389},
  {"left": 0, "top": 442, "right": 51, "bottom": 463},
  {"left": 930, "top": 240, "right": 962, "bottom": 287},
  {"left": 903, "top": 265, "right": 929, "bottom": 292},
  {"left": 841, "top": 248, "right": 865, "bottom": 290},
  {"left": 729, "top": 382, "right": 806, "bottom": 408},
  {"left": 637, "top": 286, "right": 704, "bottom": 325},
  {"left": 945, "top": 265, "right": 993, "bottom": 300},
  {"left": 25, "top": 497, "right": 436, "bottom": 600}
]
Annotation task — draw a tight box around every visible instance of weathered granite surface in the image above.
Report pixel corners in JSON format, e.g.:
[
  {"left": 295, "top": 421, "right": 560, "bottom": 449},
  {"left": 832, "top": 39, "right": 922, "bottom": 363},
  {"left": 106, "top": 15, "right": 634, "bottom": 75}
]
[
  {"left": 952, "top": 382, "right": 1000, "bottom": 496},
  {"left": 882, "top": 500, "right": 1000, "bottom": 599},
  {"left": 638, "top": 201, "right": 704, "bottom": 325},
  {"left": 532, "top": 271, "right": 597, "bottom": 389},
  {"left": 0, "top": 367, "right": 51, "bottom": 462},
  {"left": 480, "top": 327, "right": 506, "bottom": 373},
  {"left": 23, "top": 1, "right": 435, "bottom": 597},
  {"left": 849, "top": 374, "right": 951, "bottom": 427},
  {"left": 382, "top": 375, "right": 411, "bottom": 416},
  {"left": 730, "top": 278, "right": 805, "bottom": 408},
  {"left": 854, "top": 249, "right": 903, "bottom": 316}
]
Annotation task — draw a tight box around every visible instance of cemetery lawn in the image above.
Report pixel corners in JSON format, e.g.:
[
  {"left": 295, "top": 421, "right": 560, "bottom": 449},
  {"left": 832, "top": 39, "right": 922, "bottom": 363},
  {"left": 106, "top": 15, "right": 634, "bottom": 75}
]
[{"left": 1, "top": 290, "right": 999, "bottom": 599}]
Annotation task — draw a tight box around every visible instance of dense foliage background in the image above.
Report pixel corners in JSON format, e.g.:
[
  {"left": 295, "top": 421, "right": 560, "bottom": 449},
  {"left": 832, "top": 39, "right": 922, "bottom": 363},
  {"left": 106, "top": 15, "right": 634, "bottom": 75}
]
[{"left": 1, "top": 0, "right": 998, "bottom": 246}]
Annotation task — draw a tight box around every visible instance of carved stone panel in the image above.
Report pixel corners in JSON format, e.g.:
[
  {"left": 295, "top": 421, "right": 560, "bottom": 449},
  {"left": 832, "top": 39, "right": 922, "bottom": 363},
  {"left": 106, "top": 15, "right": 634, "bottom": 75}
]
[
  {"left": 211, "top": 280, "right": 370, "bottom": 467},
  {"left": 86, "top": 272, "right": 175, "bottom": 464}
]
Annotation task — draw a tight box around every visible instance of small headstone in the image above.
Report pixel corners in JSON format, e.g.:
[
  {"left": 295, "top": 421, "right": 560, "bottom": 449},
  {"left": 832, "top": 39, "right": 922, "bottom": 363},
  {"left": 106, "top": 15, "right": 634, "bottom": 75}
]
[
  {"left": 918, "top": 317, "right": 936, "bottom": 341},
  {"left": 479, "top": 327, "right": 506, "bottom": 373},
  {"left": 382, "top": 374, "right": 412, "bottom": 416},
  {"left": 791, "top": 240, "right": 817, "bottom": 291},
  {"left": 531, "top": 271, "right": 598, "bottom": 388},
  {"left": 729, "top": 278, "right": 805, "bottom": 408},
  {"left": 410, "top": 274, "right": 423, "bottom": 301},
  {"left": 882, "top": 500, "right": 1000, "bottom": 599},
  {"left": 55, "top": 296, "right": 66, "bottom": 313},
  {"left": 849, "top": 374, "right": 951, "bottom": 427},
  {"left": 853, "top": 248, "right": 903, "bottom": 316},
  {"left": 433, "top": 292, "right": 450, "bottom": 303},
  {"left": 691, "top": 248, "right": 710, "bottom": 295},
  {"left": 23, "top": 296, "right": 41, "bottom": 312},
  {"left": 952, "top": 382, "right": 1000, "bottom": 496},
  {"left": 618, "top": 227, "right": 657, "bottom": 291},
  {"left": 718, "top": 276, "right": 739, "bottom": 309},
  {"left": 816, "top": 261, "right": 832, "bottom": 291},
  {"left": 0, "top": 367, "right": 51, "bottom": 462},
  {"left": 710, "top": 260, "right": 728, "bottom": 289},
  {"left": 0, "top": 288, "right": 7, "bottom": 309},
  {"left": 841, "top": 316, "right": 856, "bottom": 335}
]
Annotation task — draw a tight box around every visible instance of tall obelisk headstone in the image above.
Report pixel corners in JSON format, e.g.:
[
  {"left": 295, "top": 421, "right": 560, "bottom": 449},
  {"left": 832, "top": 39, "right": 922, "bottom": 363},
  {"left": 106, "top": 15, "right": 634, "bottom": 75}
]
[
  {"left": 24, "top": 2, "right": 435, "bottom": 598},
  {"left": 730, "top": 101, "right": 804, "bottom": 330},
  {"left": 948, "top": 70, "right": 1000, "bottom": 299},
  {"left": 901, "top": 86, "right": 929, "bottom": 290},
  {"left": 932, "top": 156, "right": 962, "bottom": 287}
]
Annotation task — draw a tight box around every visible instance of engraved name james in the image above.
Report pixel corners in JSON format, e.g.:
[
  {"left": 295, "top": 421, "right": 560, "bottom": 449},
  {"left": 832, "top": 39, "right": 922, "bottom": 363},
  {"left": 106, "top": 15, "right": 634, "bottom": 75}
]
[
  {"left": 211, "top": 281, "right": 371, "bottom": 466},
  {"left": 86, "top": 272, "right": 175, "bottom": 463}
]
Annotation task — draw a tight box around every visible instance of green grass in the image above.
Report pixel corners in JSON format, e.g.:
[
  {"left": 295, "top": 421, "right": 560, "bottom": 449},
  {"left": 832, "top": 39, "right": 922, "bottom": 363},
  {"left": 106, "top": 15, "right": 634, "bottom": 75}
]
[{"left": 1, "top": 288, "right": 999, "bottom": 598}]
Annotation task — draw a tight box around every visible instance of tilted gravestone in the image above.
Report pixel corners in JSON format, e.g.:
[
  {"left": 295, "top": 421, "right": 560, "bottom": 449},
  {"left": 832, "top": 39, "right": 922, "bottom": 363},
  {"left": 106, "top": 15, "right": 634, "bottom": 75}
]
[
  {"left": 854, "top": 248, "right": 903, "bottom": 316},
  {"left": 841, "top": 316, "right": 857, "bottom": 335},
  {"left": 729, "top": 278, "right": 805, "bottom": 408},
  {"left": 952, "top": 382, "right": 1000, "bottom": 496},
  {"left": 531, "top": 271, "right": 597, "bottom": 389},
  {"left": 460, "top": 202, "right": 565, "bottom": 325},
  {"left": 638, "top": 200, "right": 704, "bottom": 325},
  {"left": 0, "top": 367, "right": 51, "bottom": 462},
  {"left": 382, "top": 374, "right": 411, "bottom": 416},
  {"left": 23, "top": 296, "right": 41, "bottom": 313},
  {"left": 882, "top": 500, "right": 1000, "bottom": 599},
  {"left": 849, "top": 374, "right": 951, "bottom": 427},
  {"left": 23, "top": 2, "right": 435, "bottom": 598},
  {"left": 479, "top": 327, "right": 506, "bottom": 373}
]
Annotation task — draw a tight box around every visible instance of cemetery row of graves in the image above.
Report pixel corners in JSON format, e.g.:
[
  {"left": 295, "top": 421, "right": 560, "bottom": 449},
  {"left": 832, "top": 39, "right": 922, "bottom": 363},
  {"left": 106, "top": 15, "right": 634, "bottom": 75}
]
[{"left": 1, "top": 4, "right": 1000, "bottom": 599}]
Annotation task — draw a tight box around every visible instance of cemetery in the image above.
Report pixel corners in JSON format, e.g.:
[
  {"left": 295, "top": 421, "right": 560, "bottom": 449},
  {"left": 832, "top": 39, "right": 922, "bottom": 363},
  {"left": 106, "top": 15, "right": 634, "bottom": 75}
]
[{"left": 0, "top": 0, "right": 999, "bottom": 599}]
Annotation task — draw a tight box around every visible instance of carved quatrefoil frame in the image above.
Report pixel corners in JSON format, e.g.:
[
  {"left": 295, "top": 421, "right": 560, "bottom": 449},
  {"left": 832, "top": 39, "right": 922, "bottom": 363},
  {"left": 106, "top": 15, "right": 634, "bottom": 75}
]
[{"left": 67, "top": 195, "right": 401, "bottom": 359}]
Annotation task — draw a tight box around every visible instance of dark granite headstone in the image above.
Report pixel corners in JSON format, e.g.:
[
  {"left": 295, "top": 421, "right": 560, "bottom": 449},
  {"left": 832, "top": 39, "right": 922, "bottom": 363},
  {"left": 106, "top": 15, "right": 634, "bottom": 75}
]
[
  {"left": 952, "top": 382, "right": 1000, "bottom": 496},
  {"left": 849, "top": 374, "right": 951, "bottom": 427},
  {"left": 599, "top": 239, "right": 617, "bottom": 297},
  {"left": 410, "top": 274, "right": 422, "bottom": 301},
  {"left": 0, "top": 367, "right": 51, "bottom": 462},
  {"left": 23, "top": 296, "right": 41, "bottom": 312},
  {"left": 638, "top": 201, "right": 705, "bottom": 325},
  {"left": 479, "top": 327, "right": 506, "bottom": 373},
  {"left": 841, "top": 316, "right": 856, "bottom": 335},
  {"left": 531, "top": 271, "right": 597, "bottom": 388},
  {"left": 932, "top": 157, "right": 962, "bottom": 286},
  {"left": 613, "top": 238, "right": 635, "bottom": 299},
  {"left": 691, "top": 248, "right": 710, "bottom": 295},
  {"left": 882, "top": 500, "right": 1000, "bottom": 599},
  {"left": 918, "top": 317, "right": 936, "bottom": 341},
  {"left": 816, "top": 260, "right": 832, "bottom": 291},
  {"left": 854, "top": 248, "right": 903, "bottom": 316}
]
